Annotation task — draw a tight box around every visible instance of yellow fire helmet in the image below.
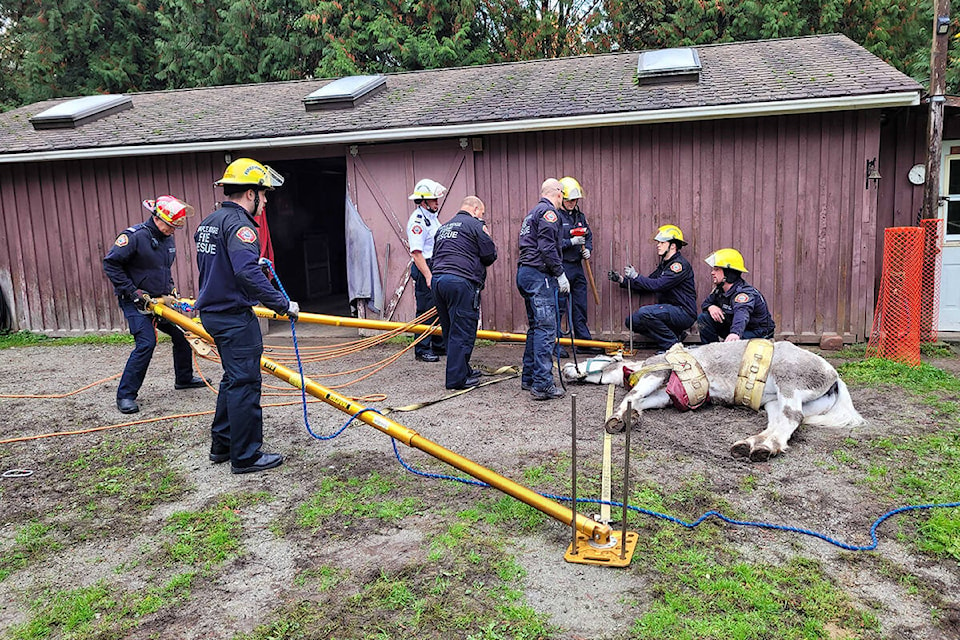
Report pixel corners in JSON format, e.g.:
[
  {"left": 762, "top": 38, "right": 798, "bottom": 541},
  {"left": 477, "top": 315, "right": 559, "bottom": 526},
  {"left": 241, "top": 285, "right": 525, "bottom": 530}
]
[
  {"left": 142, "top": 195, "right": 194, "bottom": 229},
  {"left": 704, "top": 248, "right": 748, "bottom": 273},
  {"left": 214, "top": 158, "right": 284, "bottom": 190},
  {"left": 653, "top": 224, "right": 686, "bottom": 246},
  {"left": 559, "top": 176, "right": 584, "bottom": 200}
]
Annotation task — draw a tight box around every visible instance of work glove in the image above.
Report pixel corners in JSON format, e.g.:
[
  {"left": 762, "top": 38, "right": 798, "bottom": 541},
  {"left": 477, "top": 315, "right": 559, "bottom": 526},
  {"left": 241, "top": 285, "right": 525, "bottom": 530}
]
[
  {"left": 570, "top": 235, "right": 586, "bottom": 246},
  {"left": 581, "top": 247, "right": 591, "bottom": 260},
  {"left": 607, "top": 270, "right": 623, "bottom": 283},
  {"left": 624, "top": 265, "right": 639, "bottom": 279},
  {"left": 286, "top": 300, "right": 300, "bottom": 321},
  {"left": 133, "top": 289, "right": 153, "bottom": 313},
  {"left": 557, "top": 273, "right": 571, "bottom": 294}
]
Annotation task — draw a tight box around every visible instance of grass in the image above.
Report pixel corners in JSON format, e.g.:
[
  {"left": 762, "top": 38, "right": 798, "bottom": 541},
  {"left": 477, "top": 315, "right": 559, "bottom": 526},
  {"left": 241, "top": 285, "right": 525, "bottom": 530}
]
[
  {"left": 163, "top": 493, "right": 269, "bottom": 571},
  {"left": 0, "top": 330, "right": 133, "bottom": 349},
  {"left": 0, "top": 521, "right": 62, "bottom": 583},
  {"left": 295, "top": 471, "right": 423, "bottom": 531}
]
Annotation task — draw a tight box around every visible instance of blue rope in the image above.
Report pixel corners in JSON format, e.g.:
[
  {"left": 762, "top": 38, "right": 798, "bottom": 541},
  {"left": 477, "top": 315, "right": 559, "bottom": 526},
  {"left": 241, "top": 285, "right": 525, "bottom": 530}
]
[{"left": 263, "top": 260, "right": 960, "bottom": 552}]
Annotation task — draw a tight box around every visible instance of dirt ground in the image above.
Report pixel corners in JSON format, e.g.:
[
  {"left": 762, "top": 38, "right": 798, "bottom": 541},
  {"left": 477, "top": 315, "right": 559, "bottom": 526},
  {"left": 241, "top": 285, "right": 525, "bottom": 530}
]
[{"left": 1, "top": 328, "right": 959, "bottom": 639}]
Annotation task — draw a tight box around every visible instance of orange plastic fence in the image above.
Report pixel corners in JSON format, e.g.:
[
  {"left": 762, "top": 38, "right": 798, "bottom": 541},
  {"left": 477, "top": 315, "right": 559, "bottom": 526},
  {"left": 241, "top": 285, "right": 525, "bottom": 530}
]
[
  {"left": 919, "top": 218, "right": 945, "bottom": 343},
  {"left": 866, "top": 227, "right": 924, "bottom": 366}
]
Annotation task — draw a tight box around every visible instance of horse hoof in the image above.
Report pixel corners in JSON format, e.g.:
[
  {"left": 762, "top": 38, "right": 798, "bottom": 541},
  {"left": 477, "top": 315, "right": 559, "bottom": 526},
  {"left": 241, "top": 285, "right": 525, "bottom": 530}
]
[
  {"left": 605, "top": 417, "right": 626, "bottom": 434},
  {"left": 730, "top": 441, "right": 751, "bottom": 458},
  {"left": 629, "top": 410, "right": 641, "bottom": 429},
  {"left": 749, "top": 446, "right": 773, "bottom": 462}
]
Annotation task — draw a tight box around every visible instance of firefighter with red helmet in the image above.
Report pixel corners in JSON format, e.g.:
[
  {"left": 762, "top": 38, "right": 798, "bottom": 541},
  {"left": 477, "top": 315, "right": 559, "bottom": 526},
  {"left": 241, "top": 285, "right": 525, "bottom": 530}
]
[{"left": 103, "top": 195, "right": 207, "bottom": 415}]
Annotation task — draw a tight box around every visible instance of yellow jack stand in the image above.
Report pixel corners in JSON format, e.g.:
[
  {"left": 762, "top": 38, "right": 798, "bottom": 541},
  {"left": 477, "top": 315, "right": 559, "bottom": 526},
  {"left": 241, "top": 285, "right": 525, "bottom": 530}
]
[{"left": 564, "top": 530, "right": 638, "bottom": 567}]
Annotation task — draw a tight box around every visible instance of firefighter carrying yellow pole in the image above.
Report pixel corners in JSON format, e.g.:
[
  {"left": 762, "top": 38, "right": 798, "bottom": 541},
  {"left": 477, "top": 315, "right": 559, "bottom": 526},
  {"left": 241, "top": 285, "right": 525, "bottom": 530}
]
[{"left": 150, "top": 299, "right": 613, "bottom": 545}]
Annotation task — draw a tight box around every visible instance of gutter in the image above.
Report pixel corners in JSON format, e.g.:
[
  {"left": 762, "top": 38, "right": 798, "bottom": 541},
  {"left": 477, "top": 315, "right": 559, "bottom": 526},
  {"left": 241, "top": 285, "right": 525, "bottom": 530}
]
[{"left": 0, "top": 91, "right": 921, "bottom": 164}]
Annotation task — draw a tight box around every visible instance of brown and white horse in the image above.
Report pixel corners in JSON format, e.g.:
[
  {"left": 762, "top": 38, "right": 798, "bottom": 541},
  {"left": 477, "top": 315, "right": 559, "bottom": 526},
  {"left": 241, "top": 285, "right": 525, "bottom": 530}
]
[{"left": 561, "top": 341, "right": 863, "bottom": 461}]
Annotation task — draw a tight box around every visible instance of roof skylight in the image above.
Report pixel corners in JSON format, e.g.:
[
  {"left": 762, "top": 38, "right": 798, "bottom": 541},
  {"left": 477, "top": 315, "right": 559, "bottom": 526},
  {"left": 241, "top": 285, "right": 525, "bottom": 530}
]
[
  {"left": 29, "top": 94, "right": 133, "bottom": 130},
  {"left": 303, "top": 75, "right": 386, "bottom": 111},
  {"left": 637, "top": 48, "right": 701, "bottom": 84}
]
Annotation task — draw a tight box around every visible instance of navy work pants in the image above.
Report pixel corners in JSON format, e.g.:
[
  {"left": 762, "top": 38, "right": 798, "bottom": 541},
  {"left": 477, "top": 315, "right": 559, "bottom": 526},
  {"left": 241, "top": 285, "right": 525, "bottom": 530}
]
[
  {"left": 117, "top": 298, "right": 195, "bottom": 400},
  {"left": 558, "top": 260, "right": 592, "bottom": 341},
  {"left": 432, "top": 274, "right": 480, "bottom": 389},
  {"left": 517, "top": 265, "right": 559, "bottom": 392},
  {"left": 202, "top": 308, "right": 265, "bottom": 465},
  {"left": 626, "top": 304, "right": 695, "bottom": 352},
  {"left": 697, "top": 311, "right": 774, "bottom": 344},
  {"left": 411, "top": 261, "right": 445, "bottom": 357}
]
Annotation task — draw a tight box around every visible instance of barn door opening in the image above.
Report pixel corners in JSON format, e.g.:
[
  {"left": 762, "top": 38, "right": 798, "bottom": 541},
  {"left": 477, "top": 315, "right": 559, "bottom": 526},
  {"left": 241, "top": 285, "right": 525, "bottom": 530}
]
[{"left": 265, "top": 157, "right": 350, "bottom": 316}]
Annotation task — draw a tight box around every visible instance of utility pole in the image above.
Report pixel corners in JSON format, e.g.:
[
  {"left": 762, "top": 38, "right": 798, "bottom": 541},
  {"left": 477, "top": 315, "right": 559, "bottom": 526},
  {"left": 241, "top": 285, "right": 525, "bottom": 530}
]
[{"left": 923, "top": 0, "right": 951, "bottom": 221}]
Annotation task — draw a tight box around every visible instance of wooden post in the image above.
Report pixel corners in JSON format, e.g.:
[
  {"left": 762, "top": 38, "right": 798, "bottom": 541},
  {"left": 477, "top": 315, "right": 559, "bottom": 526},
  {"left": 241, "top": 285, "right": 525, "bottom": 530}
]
[{"left": 923, "top": 0, "right": 951, "bottom": 221}]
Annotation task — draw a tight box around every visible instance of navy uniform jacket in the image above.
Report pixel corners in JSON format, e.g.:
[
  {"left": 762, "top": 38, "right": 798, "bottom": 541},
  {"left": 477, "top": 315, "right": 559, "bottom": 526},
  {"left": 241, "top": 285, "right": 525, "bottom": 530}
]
[
  {"left": 622, "top": 252, "right": 697, "bottom": 319},
  {"left": 517, "top": 197, "right": 563, "bottom": 277},
  {"left": 194, "top": 201, "right": 288, "bottom": 314},
  {"left": 558, "top": 206, "right": 592, "bottom": 263},
  {"left": 103, "top": 217, "right": 176, "bottom": 299},
  {"left": 432, "top": 211, "right": 498, "bottom": 287},
  {"left": 701, "top": 279, "right": 775, "bottom": 337}
]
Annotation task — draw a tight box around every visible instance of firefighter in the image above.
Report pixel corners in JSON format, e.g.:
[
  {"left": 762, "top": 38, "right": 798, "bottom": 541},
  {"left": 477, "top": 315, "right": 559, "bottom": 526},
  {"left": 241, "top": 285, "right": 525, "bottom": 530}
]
[
  {"left": 556, "top": 176, "right": 600, "bottom": 355},
  {"left": 516, "top": 178, "right": 569, "bottom": 400},
  {"left": 608, "top": 224, "right": 696, "bottom": 352},
  {"left": 195, "top": 158, "right": 299, "bottom": 474},
  {"left": 103, "top": 195, "right": 207, "bottom": 415},
  {"left": 698, "top": 248, "right": 775, "bottom": 343},
  {"left": 431, "top": 196, "right": 498, "bottom": 390},
  {"left": 406, "top": 178, "right": 447, "bottom": 362}
]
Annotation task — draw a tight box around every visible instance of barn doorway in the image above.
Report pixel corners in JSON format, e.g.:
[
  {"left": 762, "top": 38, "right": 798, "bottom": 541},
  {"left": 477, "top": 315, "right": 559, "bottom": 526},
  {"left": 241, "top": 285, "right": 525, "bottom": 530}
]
[{"left": 266, "top": 156, "right": 350, "bottom": 316}]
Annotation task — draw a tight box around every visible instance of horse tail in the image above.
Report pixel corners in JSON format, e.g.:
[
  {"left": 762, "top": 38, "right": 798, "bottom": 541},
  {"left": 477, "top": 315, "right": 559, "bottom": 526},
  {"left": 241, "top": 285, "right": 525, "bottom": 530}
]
[{"left": 803, "top": 379, "right": 864, "bottom": 428}]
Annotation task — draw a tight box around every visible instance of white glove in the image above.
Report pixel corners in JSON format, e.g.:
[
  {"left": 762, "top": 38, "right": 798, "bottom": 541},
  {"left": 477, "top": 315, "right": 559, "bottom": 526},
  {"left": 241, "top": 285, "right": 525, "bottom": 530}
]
[
  {"left": 624, "top": 265, "right": 639, "bottom": 279},
  {"left": 581, "top": 247, "right": 591, "bottom": 260},
  {"left": 570, "top": 235, "right": 586, "bottom": 246},
  {"left": 286, "top": 300, "right": 300, "bottom": 321},
  {"left": 557, "top": 273, "right": 571, "bottom": 294}
]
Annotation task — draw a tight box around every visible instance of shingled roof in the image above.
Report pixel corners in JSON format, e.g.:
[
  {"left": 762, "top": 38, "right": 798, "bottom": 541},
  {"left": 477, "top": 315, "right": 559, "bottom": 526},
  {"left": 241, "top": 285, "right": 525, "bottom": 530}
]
[{"left": 0, "top": 34, "right": 921, "bottom": 161}]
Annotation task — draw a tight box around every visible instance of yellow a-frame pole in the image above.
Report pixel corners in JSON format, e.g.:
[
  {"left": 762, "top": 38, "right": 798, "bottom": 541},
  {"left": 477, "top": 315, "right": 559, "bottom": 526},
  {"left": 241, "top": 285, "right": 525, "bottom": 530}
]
[{"left": 152, "top": 301, "right": 613, "bottom": 545}]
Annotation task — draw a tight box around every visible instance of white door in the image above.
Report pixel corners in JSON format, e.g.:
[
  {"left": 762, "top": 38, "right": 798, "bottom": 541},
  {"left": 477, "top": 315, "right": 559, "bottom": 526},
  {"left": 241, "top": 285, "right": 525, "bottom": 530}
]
[{"left": 939, "top": 147, "right": 960, "bottom": 330}]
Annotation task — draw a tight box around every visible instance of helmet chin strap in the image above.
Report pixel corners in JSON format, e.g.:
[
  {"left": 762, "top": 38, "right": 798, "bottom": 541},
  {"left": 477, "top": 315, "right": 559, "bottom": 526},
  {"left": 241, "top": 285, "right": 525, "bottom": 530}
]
[{"left": 252, "top": 189, "right": 261, "bottom": 217}]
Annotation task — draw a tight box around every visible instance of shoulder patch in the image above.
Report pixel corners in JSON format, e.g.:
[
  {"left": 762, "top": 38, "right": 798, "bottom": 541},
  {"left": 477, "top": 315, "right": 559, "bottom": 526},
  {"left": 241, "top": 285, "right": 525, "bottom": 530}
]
[
  {"left": 411, "top": 224, "right": 423, "bottom": 235},
  {"left": 114, "top": 234, "right": 129, "bottom": 247},
  {"left": 543, "top": 211, "right": 558, "bottom": 223},
  {"left": 669, "top": 262, "right": 683, "bottom": 273},
  {"left": 236, "top": 226, "right": 257, "bottom": 243},
  {"left": 734, "top": 293, "right": 751, "bottom": 304}
]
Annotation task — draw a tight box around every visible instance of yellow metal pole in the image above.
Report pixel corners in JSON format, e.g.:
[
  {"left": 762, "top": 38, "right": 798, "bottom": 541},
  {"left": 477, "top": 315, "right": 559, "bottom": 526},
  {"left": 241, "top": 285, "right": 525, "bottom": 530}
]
[
  {"left": 248, "top": 304, "right": 623, "bottom": 353},
  {"left": 153, "top": 301, "right": 613, "bottom": 545}
]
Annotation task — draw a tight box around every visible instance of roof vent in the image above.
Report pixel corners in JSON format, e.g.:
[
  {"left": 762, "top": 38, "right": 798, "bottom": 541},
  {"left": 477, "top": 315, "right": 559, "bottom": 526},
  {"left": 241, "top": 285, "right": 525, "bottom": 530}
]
[
  {"left": 29, "top": 94, "right": 133, "bottom": 130},
  {"left": 636, "top": 48, "right": 701, "bottom": 84},
  {"left": 303, "top": 75, "right": 386, "bottom": 111}
]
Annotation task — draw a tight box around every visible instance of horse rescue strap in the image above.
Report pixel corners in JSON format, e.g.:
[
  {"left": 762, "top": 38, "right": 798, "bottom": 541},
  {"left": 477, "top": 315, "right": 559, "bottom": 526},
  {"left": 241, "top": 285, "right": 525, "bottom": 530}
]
[
  {"left": 734, "top": 338, "right": 774, "bottom": 411},
  {"left": 662, "top": 343, "right": 709, "bottom": 411}
]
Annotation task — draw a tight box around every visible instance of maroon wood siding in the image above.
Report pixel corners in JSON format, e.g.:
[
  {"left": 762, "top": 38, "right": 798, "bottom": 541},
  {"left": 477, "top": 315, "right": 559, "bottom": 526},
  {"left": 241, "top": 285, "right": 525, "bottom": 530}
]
[
  {"left": 0, "top": 153, "right": 225, "bottom": 334},
  {"left": 474, "top": 111, "right": 881, "bottom": 342}
]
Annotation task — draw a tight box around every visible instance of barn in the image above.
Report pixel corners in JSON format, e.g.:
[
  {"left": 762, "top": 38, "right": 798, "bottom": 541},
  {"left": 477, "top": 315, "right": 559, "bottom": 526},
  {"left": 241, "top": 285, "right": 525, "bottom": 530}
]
[{"left": 1, "top": 34, "right": 944, "bottom": 343}]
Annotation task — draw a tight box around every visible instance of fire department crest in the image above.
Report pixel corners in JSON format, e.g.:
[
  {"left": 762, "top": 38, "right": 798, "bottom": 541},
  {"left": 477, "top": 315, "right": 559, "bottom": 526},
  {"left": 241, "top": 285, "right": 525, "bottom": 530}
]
[
  {"left": 114, "top": 234, "right": 129, "bottom": 247},
  {"left": 236, "top": 227, "right": 257, "bottom": 243},
  {"left": 411, "top": 225, "right": 423, "bottom": 235},
  {"left": 543, "top": 211, "right": 558, "bottom": 223},
  {"left": 734, "top": 293, "right": 750, "bottom": 304},
  {"left": 670, "top": 262, "right": 683, "bottom": 273}
]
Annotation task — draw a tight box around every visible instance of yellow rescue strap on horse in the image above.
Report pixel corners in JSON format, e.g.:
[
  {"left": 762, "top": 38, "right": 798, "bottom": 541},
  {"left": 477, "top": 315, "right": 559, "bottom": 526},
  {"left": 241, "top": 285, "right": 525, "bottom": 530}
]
[
  {"left": 734, "top": 338, "right": 774, "bottom": 411},
  {"left": 663, "top": 342, "right": 710, "bottom": 409}
]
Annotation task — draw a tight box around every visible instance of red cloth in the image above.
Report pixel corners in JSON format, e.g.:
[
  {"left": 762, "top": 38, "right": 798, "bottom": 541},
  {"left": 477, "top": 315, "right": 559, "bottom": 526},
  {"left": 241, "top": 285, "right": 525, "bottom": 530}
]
[{"left": 255, "top": 211, "right": 274, "bottom": 262}]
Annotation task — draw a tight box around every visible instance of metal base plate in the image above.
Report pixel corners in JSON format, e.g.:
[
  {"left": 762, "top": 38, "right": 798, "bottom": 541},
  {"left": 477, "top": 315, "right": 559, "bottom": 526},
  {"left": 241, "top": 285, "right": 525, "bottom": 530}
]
[{"left": 564, "top": 530, "right": 638, "bottom": 567}]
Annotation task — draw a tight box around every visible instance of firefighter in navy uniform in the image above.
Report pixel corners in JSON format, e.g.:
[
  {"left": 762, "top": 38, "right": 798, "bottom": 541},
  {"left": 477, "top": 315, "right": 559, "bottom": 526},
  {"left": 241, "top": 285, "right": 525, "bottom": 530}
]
[
  {"left": 697, "top": 248, "right": 775, "bottom": 343},
  {"left": 195, "top": 158, "right": 299, "bottom": 475},
  {"left": 406, "top": 178, "right": 447, "bottom": 362},
  {"left": 431, "top": 196, "right": 498, "bottom": 390},
  {"left": 516, "top": 178, "right": 570, "bottom": 400},
  {"left": 556, "top": 176, "right": 600, "bottom": 355},
  {"left": 103, "top": 195, "right": 207, "bottom": 415},
  {"left": 608, "top": 224, "right": 697, "bottom": 352}
]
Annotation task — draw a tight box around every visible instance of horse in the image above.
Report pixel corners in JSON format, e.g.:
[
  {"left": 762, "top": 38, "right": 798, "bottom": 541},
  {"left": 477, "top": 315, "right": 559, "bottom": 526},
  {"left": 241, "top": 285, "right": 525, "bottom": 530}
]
[{"left": 560, "top": 340, "right": 864, "bottom": 461}]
